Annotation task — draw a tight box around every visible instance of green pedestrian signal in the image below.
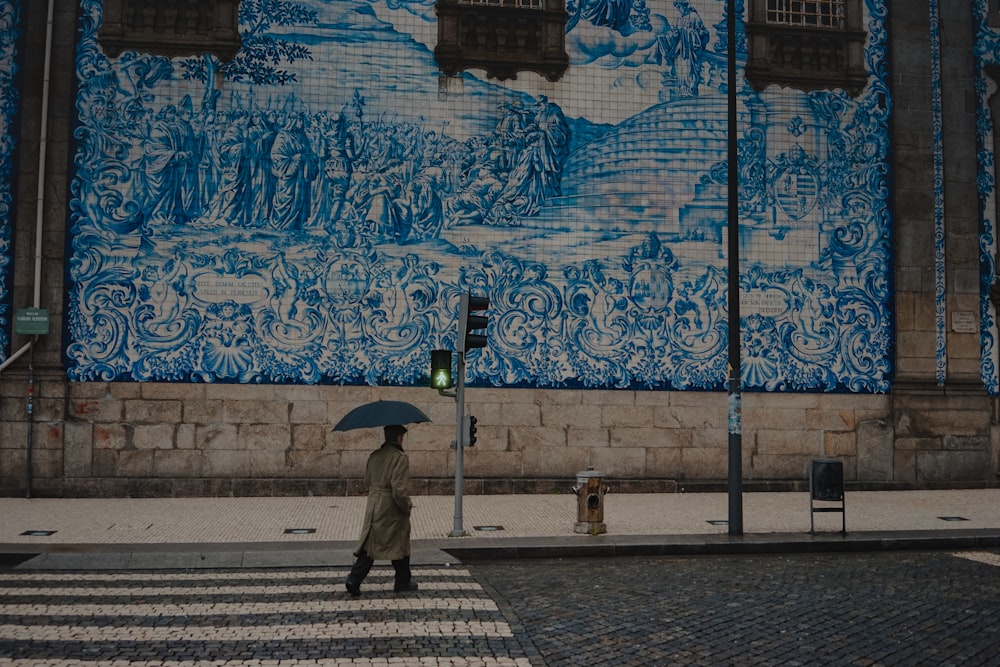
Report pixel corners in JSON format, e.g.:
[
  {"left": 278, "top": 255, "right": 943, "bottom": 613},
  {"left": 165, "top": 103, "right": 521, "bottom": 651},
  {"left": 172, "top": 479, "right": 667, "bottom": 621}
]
[{"left": 431, "top": 349, "right": 453, "bottom": 389}]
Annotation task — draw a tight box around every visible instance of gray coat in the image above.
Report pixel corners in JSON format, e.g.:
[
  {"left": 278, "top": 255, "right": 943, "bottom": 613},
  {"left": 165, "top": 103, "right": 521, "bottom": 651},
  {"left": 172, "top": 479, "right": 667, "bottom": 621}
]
[{"left": 354, "top": 441, "right": 413, "bottom": 560}]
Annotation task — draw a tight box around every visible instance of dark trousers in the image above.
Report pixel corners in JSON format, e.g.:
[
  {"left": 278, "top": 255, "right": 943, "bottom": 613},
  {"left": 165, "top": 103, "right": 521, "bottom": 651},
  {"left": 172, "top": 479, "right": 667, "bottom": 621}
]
[{"left": 347, "top": 551, "right": 412, "bottom": 589}]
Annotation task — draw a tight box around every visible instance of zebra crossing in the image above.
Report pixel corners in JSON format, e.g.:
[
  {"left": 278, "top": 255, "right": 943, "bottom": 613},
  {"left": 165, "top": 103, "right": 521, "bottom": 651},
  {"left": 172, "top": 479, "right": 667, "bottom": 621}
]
[{"left": 0, "top": 566, "right": 537, "bottom": 666}]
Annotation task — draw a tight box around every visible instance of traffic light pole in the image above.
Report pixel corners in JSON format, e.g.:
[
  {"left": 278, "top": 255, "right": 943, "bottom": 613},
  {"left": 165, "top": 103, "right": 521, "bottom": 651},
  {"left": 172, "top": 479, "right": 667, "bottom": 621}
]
[{"left": 450, "top": 350, "right": 467, "bottom": 537}]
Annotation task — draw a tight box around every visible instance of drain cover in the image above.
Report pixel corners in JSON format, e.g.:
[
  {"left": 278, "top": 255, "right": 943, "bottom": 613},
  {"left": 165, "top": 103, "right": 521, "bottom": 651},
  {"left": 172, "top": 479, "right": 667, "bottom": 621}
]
[
  {"left": 938, "top": 516, "right": 969, "bottom": 522},
  {"left": 474, "top": 525, "right": 504, "bottom": 531},
  {"left": 20, "top": 530, "right": 56, "bottom": 537},
  {"left": 284, "top": 528, "right": 317, "bottom": 534},
  {"left": 706, "top": 520, "right": 729, "bottom": 526}
]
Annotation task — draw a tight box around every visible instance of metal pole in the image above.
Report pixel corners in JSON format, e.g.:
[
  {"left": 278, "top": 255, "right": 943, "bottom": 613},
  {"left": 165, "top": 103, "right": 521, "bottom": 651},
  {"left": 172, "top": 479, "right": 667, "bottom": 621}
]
[
  {"left": 450, "top": 351, "right": 466, "bottom": 537},
  {"left": 726, "top": 0, "right": 744, "bottom": 536},
  {"left": 25, "top": 336, "right": 36, "bottom": 499}
]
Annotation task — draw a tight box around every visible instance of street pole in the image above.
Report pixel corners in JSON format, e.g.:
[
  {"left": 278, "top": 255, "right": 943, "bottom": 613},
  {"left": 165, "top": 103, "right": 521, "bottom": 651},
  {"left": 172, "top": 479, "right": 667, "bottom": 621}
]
[
  {"left": 451, "top": 350, "right": 466, "bottom": 537},
  {"left": 726, "top": 0, "right": 744, "bottom": 536}
]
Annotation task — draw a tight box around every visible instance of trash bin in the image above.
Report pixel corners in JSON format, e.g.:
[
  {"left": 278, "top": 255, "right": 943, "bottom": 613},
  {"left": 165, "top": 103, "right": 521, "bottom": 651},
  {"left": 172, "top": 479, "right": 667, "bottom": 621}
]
[
  {"left": 573, "top": 468, "right": 608, "bottom": 535},
  {"left": 809, "top": 458, "right": 845, "bottom": 534}
]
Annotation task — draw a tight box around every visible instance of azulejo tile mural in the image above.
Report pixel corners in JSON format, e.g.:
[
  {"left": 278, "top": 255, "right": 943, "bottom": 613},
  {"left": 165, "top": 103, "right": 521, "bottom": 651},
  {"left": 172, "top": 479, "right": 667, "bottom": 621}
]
[
  {"left": 974, "top": 0, "right": 1000, "bottom": 396},
  {"left": 0, "top": 0, "right": 21, "bottom": 364},
  {"left": 63, "top": 0, "right": 892, "bottom": 391}
]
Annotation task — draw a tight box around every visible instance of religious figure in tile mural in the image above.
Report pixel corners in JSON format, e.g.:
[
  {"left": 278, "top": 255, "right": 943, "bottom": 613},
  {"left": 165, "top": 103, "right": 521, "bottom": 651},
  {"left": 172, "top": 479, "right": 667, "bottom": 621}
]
[{"left": 60, "top": 0, "right": 893, "bottom": 393}]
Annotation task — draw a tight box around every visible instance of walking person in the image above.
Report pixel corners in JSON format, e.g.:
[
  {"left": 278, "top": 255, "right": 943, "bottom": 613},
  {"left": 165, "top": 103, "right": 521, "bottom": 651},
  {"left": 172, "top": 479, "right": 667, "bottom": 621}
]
[{"left": 345, "top": 424, "right": 419, "bottom": 596}]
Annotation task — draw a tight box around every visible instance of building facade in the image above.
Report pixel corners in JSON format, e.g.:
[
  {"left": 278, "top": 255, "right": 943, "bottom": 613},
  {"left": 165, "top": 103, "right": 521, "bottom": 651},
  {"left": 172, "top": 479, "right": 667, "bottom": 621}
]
[{"left": 0, "top": 0, "right": 997, "bottom": 497}]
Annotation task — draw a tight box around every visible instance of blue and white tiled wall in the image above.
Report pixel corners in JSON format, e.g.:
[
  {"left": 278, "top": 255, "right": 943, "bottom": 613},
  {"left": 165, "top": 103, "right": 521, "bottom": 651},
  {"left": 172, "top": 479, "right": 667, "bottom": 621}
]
[
  {"left": 56, "top": 0, "right": 893, "bottom": 391},
  {"left": 975, "top": 0, "right": 1000, "bottom": 395},
  {"left": 0, "top": 0, "right": 21, "bottom": 365}
]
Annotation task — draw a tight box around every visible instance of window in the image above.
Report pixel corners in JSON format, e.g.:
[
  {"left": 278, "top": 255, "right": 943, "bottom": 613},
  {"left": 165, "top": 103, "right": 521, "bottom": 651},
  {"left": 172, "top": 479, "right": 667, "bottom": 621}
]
[
  {"left": 746, "top": 0, "right": 866, "bottom": 95},
  {"left": 99, "top": 0, "right": 241, "bottom": 61},
  {"left": 766, "top": 1, "right": 844, "bottom": 29},
  {"left": 435, "top": 0, "right": 569, "bottom": 82}
]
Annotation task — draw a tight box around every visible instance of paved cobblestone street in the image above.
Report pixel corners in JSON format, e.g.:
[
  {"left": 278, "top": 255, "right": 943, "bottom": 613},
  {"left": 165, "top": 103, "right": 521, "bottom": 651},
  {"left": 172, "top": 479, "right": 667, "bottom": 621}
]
[
  {"left": 1, "top": 550, "right": 998, "bottom": 665},
  {"left": 468, "top": 551, "right": 1000, "bottom": 666},
  {"left": 0, "top": 566, "right": 540, "bottom": 666}
]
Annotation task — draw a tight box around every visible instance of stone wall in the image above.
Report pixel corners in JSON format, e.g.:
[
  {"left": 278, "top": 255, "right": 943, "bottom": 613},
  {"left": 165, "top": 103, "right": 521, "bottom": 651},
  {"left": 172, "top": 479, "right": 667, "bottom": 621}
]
[
  {"left": 5, "top": 374, "right": 996, "bottom": 497},
  {"left": 0, "top": 0, "right": 999, "bottom": 497}
]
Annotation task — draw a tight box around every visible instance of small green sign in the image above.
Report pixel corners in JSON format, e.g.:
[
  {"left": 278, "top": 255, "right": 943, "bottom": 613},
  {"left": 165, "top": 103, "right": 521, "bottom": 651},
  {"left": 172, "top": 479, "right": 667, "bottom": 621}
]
[{"left": 15, "top": 308, "right": 49, "bottom": 335}]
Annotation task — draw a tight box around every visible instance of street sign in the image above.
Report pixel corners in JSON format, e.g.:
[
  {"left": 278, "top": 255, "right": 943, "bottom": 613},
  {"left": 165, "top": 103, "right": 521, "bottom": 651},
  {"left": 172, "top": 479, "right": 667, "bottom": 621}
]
[{"left": 15, "top": 308, "right": 49, "bottom": 335}]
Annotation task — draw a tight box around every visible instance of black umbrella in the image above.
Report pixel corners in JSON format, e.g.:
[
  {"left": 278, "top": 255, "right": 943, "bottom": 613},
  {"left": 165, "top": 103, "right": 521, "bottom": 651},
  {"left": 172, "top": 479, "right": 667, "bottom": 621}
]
[{"left": 332, "top": 400, "right": 431, "bottom": 432}]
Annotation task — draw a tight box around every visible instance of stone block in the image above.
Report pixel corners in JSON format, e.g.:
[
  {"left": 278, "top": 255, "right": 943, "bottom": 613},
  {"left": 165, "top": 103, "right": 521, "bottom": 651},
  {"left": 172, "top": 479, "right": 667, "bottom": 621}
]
[
  {"left": 691, "top": 428, "right": 729, "bottom": 449},
  {"left": 34, "top": 422, "right": 64, "bottom": 450},
  {"left": 509, "top": 426, "right": 567, "bottom": 451},
  {"left": 610, "top": 427, "right": 669, "bottom": 448},
  {"left": 133, "top": 424, "right": 176, "bottom": 450},
  {"left": 536, "top": 389, "right": 584, "bottom": 405},
  {"left": 680, "top": 447, "right": 727, "bottom": 479},
  {"left": 29, "top": 447, "right": 63, "bottom": 478},
  {"left": 152, "top": 449, "right": 201, "bottom": 477},
  {"left": 68, "top": 398, "right": 124, "bottom": 422},
  {"left": 602, "top": 405, "right": 654, "bottom": 428},
  {"left": 239, "top": 424, "right": 291, "bottom": 451},
  {"left": 916, "top": 449, "right": 992, "bottom": 481},
  {"left": 857, "top": 419, "right": 893, "bottom": 481},
  {"left": 292, "top": 423, "right": 328, "bottom": 451},
  {"left": 287, "top": 450, "right": 340, "bottom": 478},
  {"left": 755, "top": 429, "right": 822, "bottom": 456},
  {"left": 500, "top": 402, "right": 541, "bottom": 426},
  {"left": 117, "top": 449, "right": 154, "bottom": 477},
  {"left": 250, "top": 450, "right": 288, "bottom": 477},
  {"left": 590, "top": 447, "right": 645, "bottom": 477},
  {"left": 464, "top": 450, "right": 521, "bottom": 477},
  {"left": 63, "top": 420, "right": 93, "bottom": 477},
  {"left": 670, "top": 406, "right": 726, "bottom": 430},
  {"left": 142, "top": 383, "right": 205, "bottom": 400},
  {"left": 942, "top": 435, "right": 989, "bottom": 451},
  {"left": 33, "top": 398, "right": 66, "bottom": 422},
  {"left": 125, "top": 400, "right": 182, "bottom": 424},
  {"left": 94, "top": 423, "right": 130, "bottom": 450},
  {"left": 743, "top": 407, "right": 808, "bottom": 431},
  {"left": 806, "top": 408, "right": 855, "bottom": 431},
  {"left": 521, "top": 446, "right": 589, "bottom": 477},
  {"left": 225, "top": 400, "right": 289, "bottom": 425},
  {"left": 202, "top": 450, "right": 252, "bottom": 477},
  {"left": 290, "top": 401, "right": 329, "bottom": 424},
  {"left": 751, "top": 454, "right": 813, "bottom": 479},
  {"left": 581, "top": 390, "right": 635, "bottom": 406},
  {"left": 92, "top": 450, "right": 118, "bottom": 477},
  {"left": 184, "top": 399, "right": 224, "bottom": 424},
  {"left": 176, "top": 424, "right": 196, "bottom": 449},
  {"left": 340, "top": 450, "right": 372, "bottom": 477},
  {"left": 541, "top": 403, "right": 603, "bottom": 429},
  {"left": 406, "top": 450, "right": 449, "bottom": 478},
  {"left": 822, "top": 430, "right": 856, "bottom": 458},
  {"left": 566, "top": 427, "right": 610, "bottom": 448},
  {"left": 645, "top": 447, "right": 682, "bottom": 476},
  {"left": 196, "top": 423, "right": 239, "bottom": 450}
]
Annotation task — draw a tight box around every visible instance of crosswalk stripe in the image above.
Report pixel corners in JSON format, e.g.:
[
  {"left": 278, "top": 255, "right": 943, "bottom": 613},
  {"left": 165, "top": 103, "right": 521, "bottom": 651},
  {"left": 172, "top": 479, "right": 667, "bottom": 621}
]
[
  {"left": 0, "top": 566, "right": 536, "bottom": 665},
  {"left": 0, "top": 659, "right": 536, "bottom": 666},
  {"left": 0, "top": 599, "right": 500, "bottom": 615},
  {"left": 0, "top": 581, "right": 482, "bottom": 597},
  {"left": 1, "top": 659, "right": 536, "bottom": 667},
  {"left": 0, "top": 620, "right": 516, "bottom": 641},
  {"left": 0, "top": 568, "right": 466, "bottom": 582}
]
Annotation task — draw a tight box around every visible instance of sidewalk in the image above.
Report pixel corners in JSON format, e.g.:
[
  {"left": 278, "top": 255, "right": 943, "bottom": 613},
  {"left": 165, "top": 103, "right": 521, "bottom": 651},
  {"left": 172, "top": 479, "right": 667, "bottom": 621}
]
[{"left": 2, "top": 489, "right": 1000, "bottom": 569}]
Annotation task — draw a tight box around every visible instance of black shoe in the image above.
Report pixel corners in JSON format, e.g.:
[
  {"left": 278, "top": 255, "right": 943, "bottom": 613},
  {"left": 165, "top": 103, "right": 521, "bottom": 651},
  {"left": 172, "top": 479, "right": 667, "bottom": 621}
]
[
  {"left": 394, "top": 580, "right": 418, "bottom": 593},
  {"left": 345, "top": 581, "right": 361, "bottom": 597}
]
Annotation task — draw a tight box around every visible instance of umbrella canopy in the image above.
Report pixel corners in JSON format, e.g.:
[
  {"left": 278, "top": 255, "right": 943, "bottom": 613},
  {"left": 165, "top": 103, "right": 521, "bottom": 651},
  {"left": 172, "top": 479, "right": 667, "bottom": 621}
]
[{"left": 332, "top": 400, "right": 431, "bottom": 432}]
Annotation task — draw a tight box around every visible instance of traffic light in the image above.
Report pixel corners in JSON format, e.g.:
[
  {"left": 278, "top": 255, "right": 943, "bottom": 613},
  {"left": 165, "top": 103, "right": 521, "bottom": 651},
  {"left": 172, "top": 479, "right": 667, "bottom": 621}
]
[
  {"left": 458, "top": 293, "right": 490, "bottom": 353},
  {"left": 462, "top": 414, "right": 478, "bottom": 447},
  {"left": 431, "top": 349, "right": 453, "bottom": 389}
]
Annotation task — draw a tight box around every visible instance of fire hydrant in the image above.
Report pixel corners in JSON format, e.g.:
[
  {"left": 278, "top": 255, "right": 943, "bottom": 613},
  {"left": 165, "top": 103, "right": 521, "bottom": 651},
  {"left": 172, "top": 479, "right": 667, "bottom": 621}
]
[{"left": 573, "top": 468, "right": 609, "bottom": 535}]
